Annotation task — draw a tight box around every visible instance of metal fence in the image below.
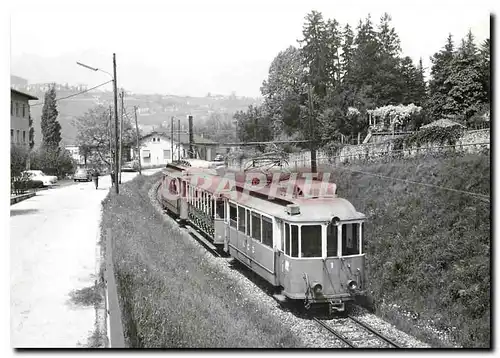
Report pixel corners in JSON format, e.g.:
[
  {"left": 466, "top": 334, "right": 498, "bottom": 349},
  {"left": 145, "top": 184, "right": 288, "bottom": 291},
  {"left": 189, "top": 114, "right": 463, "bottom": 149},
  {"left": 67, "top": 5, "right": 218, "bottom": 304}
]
[{"left": 228, "top": 142, "right": 490, "bottom": 171}]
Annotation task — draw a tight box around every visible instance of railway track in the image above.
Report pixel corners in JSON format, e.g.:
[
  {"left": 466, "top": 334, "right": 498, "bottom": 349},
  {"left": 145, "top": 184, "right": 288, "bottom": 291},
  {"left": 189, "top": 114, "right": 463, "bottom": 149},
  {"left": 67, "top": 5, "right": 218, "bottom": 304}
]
[{"left": 313, "top": 316, "right": 402, "bottom": 348}]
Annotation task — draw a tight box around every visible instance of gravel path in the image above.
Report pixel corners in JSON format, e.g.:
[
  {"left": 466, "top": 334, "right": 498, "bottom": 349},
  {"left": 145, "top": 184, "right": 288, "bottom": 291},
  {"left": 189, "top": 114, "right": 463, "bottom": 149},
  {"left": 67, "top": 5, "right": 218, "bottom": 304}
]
[{"left": 148, "top": 180, "right": 430, "bottom": 348}]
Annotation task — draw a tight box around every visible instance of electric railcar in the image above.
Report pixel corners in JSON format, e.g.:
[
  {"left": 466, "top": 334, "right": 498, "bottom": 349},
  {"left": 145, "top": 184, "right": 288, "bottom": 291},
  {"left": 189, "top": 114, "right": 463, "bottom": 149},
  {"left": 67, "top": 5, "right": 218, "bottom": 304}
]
[{"left": 157, "top": 160, "right": 367, "bottom": 313}]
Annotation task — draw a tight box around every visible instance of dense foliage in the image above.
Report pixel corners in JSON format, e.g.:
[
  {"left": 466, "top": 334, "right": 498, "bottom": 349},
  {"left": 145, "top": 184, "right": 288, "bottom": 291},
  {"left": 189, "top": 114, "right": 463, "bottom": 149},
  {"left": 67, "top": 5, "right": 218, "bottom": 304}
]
[
  {"left": 74, "top": 105, "right": 139, "bottom": 168},
  {"left": 329, "top": 153, "right": 490, "bottom": 347},
  {"left": 234, "top": 11, "right": 490, "bottom": 151}
]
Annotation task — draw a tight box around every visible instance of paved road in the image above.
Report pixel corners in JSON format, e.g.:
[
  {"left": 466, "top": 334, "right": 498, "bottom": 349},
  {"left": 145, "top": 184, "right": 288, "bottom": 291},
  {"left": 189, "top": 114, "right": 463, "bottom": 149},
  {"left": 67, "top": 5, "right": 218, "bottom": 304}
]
[{"left": 10, "top": 169, "right": 161, "bottom": 348}]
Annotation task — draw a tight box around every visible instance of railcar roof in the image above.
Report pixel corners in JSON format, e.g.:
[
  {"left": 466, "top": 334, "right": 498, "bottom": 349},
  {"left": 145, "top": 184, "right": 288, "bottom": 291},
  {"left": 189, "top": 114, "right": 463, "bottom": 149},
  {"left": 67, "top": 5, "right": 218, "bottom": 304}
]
[{"left": 223, "top": 190, "right": 365, "bottom": 222}]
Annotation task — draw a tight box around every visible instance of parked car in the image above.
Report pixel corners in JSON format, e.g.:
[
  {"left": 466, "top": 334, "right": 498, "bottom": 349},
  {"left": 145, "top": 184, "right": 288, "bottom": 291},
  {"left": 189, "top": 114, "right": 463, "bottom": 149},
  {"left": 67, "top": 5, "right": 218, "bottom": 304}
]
[
  {"left": 22, "top": 170, "right": 58, "bottom": 187},
  {"left": 73, "top": 168, "right": 92, "bottom": 182},
  {"left": 122, "top": 160, "right": 140, "bottom": 172},
  {"left": 214, "top": 154, "right": 224, "bottom": 162}
]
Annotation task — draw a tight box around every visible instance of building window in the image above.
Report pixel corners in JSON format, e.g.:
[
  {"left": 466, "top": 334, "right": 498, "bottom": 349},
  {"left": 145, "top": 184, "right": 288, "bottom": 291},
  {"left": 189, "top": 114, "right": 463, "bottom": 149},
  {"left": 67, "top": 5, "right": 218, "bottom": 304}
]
[
  {"left": 157, "top": 137, "right": 160, "bottom": 142},
  {"left": 11, "top": 101, "right": 13, "bottom": 115},
  {"left": 143, "top": 150, "right": 151, "bottom": 158},
  {"left": 11, "top": 129, "right": 14, "bottom": 143},
  {"left": 15, "top": 103, "right": 19, "bottom": 117},
  {"left": 23, "top": 131, "right": 26, "bottom": 143},
  {"left": 163, "top": 150, "right": 171, "bottom": 160},
  {"left": 16, "top": 130, "right": 20, "bottom": 143},
  {"left": 152, "top": 138, "right": 156, "bottom": 142},
  {"left": 22, "top": 104, "right": 26, "bottom": 117}
]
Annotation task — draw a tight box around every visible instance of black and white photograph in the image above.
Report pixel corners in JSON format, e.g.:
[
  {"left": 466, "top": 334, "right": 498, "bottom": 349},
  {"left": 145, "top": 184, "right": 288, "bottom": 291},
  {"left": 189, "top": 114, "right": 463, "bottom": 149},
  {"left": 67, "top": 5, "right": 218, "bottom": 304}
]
[{"left": 6, "top": 0, "right": 492, "bottom": 350}]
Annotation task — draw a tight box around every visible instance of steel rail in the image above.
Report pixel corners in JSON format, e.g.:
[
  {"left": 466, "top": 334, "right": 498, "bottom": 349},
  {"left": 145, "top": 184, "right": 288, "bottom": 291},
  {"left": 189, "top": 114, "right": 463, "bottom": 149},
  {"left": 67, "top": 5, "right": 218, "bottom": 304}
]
[
  {"left": 348, "top": 315, "right": 401, "bottom": 348},
  {"left": 313, "top": 318, "right": 354, "bottom": 348}
]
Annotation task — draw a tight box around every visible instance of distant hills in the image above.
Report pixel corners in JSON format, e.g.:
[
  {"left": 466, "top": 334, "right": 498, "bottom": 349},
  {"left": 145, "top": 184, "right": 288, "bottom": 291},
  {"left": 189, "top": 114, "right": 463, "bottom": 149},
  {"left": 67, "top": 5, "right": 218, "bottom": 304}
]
[{"left": 11, "top": 76, "right": 261, "bottom": 147}]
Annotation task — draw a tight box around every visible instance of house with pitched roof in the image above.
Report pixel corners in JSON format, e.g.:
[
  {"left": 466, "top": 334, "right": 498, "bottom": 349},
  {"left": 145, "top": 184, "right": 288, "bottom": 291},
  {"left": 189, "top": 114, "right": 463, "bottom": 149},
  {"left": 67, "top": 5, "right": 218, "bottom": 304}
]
[{"left": 131, "top": 129, "right": 219, "bottom": 167}]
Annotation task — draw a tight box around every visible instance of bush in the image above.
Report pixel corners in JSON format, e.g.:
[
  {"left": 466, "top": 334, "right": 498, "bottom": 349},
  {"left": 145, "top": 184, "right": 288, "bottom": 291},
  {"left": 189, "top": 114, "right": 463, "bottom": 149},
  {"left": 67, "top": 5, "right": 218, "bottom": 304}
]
[{"left": 12, "top": 179, "right": 44, "bottom": 194}]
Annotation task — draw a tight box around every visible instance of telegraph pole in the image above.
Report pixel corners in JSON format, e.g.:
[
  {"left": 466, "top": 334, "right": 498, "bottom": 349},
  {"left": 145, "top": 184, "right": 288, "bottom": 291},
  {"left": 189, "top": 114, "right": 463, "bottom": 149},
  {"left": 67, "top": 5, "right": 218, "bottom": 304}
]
[
  {"left": 109, "top": 106, "right": 113, "bottom": 172},
  {"left": 177, "top": 118, "right": 181, "bottom": 160},
  {"left": 188, "top": 115, "right": 194, "bottom": 158},
  {"left": 308, "top": 86, "right": 317, "bottom": 173},
  {"left": 171, "top": 116, "right": 174, "bottom": 162},
  {"left": 113, "top": 53, "right": 119, "bottom": 194},
  {"left": 119, "top": 89, "right": 124, "bottom": 184},
  {"left": 134, "top": 106, "right": 141, "bottom": 175}
]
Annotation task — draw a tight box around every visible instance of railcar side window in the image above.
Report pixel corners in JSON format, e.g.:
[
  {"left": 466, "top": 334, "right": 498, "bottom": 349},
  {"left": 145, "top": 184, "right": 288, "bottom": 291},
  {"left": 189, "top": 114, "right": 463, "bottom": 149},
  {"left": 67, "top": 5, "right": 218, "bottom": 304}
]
[
  {"left": 229, "top": 203, "right": 237, "bottom": 228},
  {"left": 251, "top": 212, "right": 261, "bottom": 241},
  {"left": 342, "top": 223, "right": 360, "bottom": 256},
  {"left": 291, "top": 225, "right": 299, "bottom": 257},
  {"left": 301, "top": 225, "right": 322, "bottom": 258},
  {"left": 262, "top": 216, "right": 273, "bottom": 247},
  {"left": 285, "top": 223, "right": 290, "bottom": 256},
  {"left": 246, "top": 210, "right": 251, "bottom": 236},
  {"left": 216, "top": 200, "right": 225, "bottom": 219},
  {"left": 238, "top": 206, "right": 246, "bottom": 232},
  {"left": 327, "top": 223, "right": 338, "bottom": 257}
]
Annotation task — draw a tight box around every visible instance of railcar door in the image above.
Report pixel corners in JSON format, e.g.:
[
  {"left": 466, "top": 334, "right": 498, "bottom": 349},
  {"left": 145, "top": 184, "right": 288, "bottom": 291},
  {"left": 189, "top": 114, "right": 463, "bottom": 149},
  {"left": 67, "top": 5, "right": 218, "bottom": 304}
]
[{"left": 213, "top": 197, "right": 226, "bottom": 245}]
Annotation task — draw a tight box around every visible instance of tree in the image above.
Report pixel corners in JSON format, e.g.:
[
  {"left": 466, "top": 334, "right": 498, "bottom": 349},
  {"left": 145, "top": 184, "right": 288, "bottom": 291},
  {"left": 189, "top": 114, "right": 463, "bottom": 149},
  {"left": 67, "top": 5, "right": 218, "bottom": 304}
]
[
  {"left": 299, "top": 11, "right": 329, "bottom": 100},
  {"left": 260, "top": 46, "right": 307, "bottom": 136},
  {"left": 478, "top": 38, "right": 490, "bottom": 102},
  {"left": 427, "top": 34, "right": 455, "bottom": 120},
  {"left": 340, "top": 24, "right": 355, "bottom": 85},
  {"left": 443, "top": 30, "right": 486, "bottom": 122},
  {"left": 30, "top": 147, "right": 76, "bottom": 177},
  {"left": 40, "top": 85, "right": 62, "bottom": 149},
  {"left": 372, "top": 13, "right": 404, "bottom": 106},
  {"left": 74, "top": 105, "right": 138, "bottom": 168},
  {"left": 400, "top": 56, "right": 427, "bottom": 105},
  {"left": 234, "top": 105, "right": 272, "bottom": 144}
]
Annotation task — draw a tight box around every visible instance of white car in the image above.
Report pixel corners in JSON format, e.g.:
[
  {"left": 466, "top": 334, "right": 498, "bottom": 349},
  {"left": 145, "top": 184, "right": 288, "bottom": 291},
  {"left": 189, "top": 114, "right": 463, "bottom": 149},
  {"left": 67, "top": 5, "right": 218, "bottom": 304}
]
[{"left": 22, "top": 170, "right": 58, "bottom": 187}]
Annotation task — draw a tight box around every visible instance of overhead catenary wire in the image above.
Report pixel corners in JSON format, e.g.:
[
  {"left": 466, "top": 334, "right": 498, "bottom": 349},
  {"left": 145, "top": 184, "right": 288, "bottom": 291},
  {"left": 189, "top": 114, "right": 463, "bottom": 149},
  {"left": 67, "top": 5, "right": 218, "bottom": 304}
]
[
  {"left": 30, "top": 80, "right": 113, "bottom": 107},
  {"left": 336, "top": 166, "right": 490, "bottom": 202}
]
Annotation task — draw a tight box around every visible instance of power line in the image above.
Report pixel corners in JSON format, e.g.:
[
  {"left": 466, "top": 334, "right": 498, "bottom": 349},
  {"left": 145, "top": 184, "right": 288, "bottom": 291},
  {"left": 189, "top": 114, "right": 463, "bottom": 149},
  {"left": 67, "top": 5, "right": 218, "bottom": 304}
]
[
  {"left": 30, "top": 80, "right": 113, "bottom": 107},
  {"left": 336, "top": 166, "right": 490, "bottom": 202}
]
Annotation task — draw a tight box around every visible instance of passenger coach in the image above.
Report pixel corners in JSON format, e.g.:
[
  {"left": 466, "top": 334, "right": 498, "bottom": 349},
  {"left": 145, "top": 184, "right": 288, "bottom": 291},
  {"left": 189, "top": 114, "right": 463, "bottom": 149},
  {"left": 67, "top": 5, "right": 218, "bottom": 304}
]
[{"left": 158, "top": 160, "right": 367, "bottom": 313}]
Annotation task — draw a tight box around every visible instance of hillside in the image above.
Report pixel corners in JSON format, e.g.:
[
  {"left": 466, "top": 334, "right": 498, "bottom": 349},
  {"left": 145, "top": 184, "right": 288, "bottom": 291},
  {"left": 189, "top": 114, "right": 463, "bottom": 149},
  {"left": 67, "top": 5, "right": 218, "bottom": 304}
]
[
  {"left": 321, "top": 153, "right": 490, "bottom": 347},
  {"left": 17, "top": 82, "right": 260, "bottom": 147}
]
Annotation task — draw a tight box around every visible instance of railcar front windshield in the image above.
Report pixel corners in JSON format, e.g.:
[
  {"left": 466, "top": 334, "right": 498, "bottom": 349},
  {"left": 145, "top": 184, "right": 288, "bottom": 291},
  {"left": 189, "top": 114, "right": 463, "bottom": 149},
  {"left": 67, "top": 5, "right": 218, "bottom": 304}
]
[
  {"left": 300, "top": 225, "right": 322, "bottom": 257},
  {"left": 282, "top": 221, "right": 364, "bottom": 258}
]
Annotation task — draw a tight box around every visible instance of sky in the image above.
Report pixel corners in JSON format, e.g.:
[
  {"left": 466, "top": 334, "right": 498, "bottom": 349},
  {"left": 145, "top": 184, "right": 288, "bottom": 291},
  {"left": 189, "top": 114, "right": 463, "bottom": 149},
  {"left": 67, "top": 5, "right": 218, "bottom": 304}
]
[{"left": 8, "top": 0, "right": 494, "bottom": 97}]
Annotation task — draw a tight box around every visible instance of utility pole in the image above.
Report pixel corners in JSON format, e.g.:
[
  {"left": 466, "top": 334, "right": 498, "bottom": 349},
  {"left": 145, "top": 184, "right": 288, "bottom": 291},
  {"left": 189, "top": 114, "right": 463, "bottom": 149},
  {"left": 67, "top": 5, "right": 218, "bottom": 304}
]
[
  {"left": 188, "top": 115, "right": 194, "bottom": 159},
  {"left": 118, "top": 89, "right": 125, "bottom": 184},
  {"left": 113, "top": 53, "right": 119, "bottom": 194},
  {"left": 308, "top": 86, "right": 317, "bottom": 173},
  {"left": 134, "top": 106, "right": 142, "bottom": 175},
  {"left": 177, "top": 118, "right": 181, "bottom": 160},
  {"left": 109, "top": 106, "right": 113, "bottom": 172},
  {"left": 171, "top": 116, "right": 174, "bottom": 162}
]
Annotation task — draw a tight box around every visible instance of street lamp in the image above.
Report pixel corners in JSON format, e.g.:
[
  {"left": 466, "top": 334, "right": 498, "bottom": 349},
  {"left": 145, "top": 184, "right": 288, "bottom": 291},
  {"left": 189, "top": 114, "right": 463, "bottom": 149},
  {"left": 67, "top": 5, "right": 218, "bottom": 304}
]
[{"left": 77, "top": 54, "right": 120, "bottom": 194}]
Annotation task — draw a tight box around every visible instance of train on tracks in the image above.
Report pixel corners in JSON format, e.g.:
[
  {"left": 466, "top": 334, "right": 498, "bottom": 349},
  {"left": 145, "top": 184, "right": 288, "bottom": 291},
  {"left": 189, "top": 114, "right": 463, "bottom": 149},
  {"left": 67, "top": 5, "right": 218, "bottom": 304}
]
[{"left": 156, "top": 159, "right": 367, "bottom": 313}]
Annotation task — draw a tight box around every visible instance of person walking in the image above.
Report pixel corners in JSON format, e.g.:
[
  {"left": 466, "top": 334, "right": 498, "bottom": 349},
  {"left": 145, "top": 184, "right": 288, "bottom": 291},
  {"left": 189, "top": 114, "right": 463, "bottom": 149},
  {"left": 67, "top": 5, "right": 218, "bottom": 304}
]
[{"left": 92, "top": 169, "right": 99, "bottom": 190}]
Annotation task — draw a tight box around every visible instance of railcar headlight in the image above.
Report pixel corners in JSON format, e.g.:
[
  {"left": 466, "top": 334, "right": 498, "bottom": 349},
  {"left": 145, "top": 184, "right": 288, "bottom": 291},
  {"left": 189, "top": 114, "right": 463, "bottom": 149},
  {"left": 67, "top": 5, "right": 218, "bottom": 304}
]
[
  {"left": 312, "top": 283, "right": 323, "bottom": 295},
  {"left": 347, "top": 280, "right": 358, "bottom": 291}
]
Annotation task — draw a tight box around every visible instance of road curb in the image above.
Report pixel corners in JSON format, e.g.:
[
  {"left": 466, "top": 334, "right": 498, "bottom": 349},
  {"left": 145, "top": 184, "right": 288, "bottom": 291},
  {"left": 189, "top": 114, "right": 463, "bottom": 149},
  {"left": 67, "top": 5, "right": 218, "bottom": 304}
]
[{"left": 10, "top": 192, "right": 36, "bottom": 205}]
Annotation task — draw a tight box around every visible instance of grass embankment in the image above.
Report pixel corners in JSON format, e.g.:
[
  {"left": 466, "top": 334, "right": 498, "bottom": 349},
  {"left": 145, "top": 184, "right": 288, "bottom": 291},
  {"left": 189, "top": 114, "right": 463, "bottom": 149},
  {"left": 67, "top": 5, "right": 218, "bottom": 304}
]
[
  {"left": 319, "top": 153, "right": 490, "bottom": 348},
  {"left": 100, "top": 173, "right": 299, "bottom": 348}
]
